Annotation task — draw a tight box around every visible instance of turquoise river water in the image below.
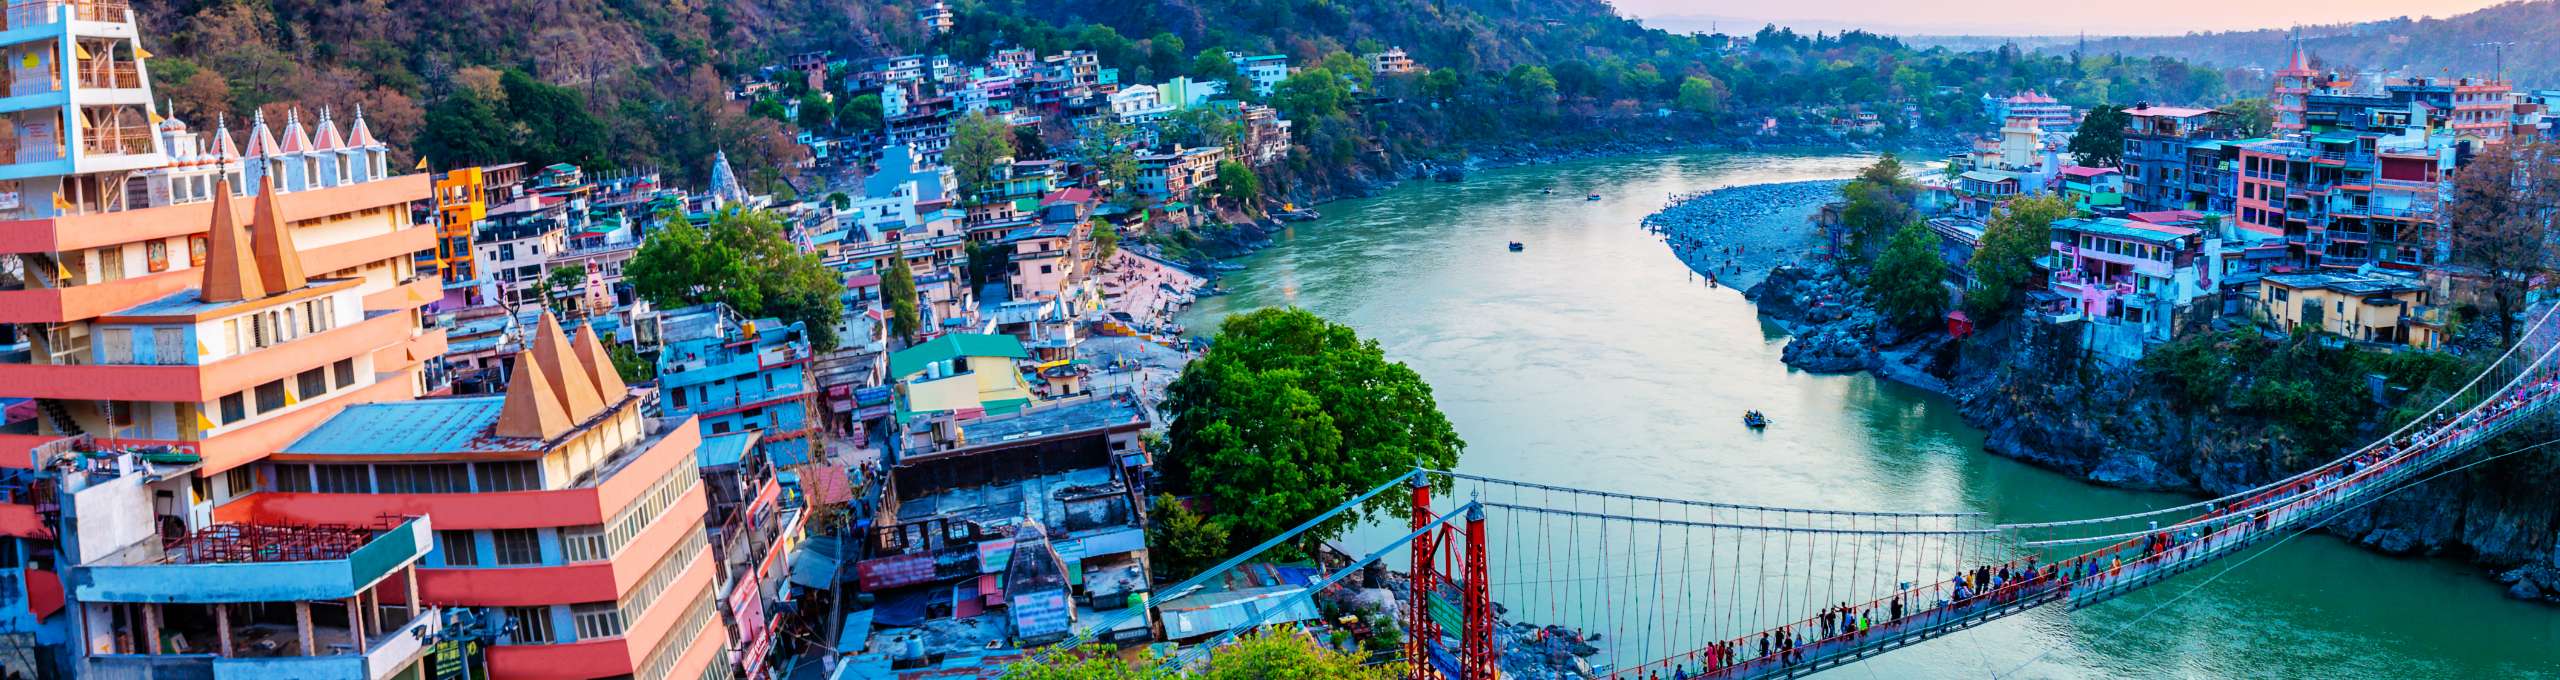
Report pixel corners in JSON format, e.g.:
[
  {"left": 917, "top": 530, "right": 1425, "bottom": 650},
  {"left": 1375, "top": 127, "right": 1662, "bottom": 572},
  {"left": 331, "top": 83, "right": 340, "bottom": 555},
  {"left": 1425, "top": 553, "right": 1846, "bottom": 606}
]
[{"left": 1177, "top": 152, "right": 2560, "bottom": 678}]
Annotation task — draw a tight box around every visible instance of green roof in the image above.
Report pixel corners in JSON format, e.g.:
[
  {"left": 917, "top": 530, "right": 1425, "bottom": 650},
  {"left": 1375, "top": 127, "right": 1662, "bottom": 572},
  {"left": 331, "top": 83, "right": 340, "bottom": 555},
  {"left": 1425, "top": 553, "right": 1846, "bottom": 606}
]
[{"left": 888, "top": 333, "right": 1031, "bottom": 377}]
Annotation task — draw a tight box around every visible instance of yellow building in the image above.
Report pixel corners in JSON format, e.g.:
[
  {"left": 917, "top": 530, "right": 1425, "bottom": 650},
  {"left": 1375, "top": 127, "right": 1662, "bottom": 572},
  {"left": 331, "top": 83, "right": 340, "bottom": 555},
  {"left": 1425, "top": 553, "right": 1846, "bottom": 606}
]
[
  {"left": 429, "top": 166, "right": 490, "bottom": 281},
  {"left": 2257, "top": 273, "right": 2443, "bottom": 349}
]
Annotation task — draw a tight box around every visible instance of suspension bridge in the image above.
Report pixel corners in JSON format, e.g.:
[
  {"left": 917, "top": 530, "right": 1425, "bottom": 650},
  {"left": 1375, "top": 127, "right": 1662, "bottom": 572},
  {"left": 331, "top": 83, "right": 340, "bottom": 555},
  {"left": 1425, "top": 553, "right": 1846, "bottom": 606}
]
[{"left": 1040, "top": 305, "right": 2560, "bottom": 678}]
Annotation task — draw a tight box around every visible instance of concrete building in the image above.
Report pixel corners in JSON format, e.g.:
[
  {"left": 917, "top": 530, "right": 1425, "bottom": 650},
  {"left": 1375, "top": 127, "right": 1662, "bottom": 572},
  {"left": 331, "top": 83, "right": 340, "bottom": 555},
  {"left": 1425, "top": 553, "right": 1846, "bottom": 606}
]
[
  {"left": 2119, "top": 104, "right": 2231, "bottom": 213},
  {"left": 1134, "top": 146, "right": 1225, "bottom": 200},
  {"left": 656, "top": 305, "right": 820, "bottom": 466},
  {"left": 2257, "top": 272, "right": 2443, "bottom": 349},
  {"left": 220, "top": 314, "right": 730, "bottom": 680},
  {"left": 2042, "top": 216, "right": 2222, "bottom": 360}
]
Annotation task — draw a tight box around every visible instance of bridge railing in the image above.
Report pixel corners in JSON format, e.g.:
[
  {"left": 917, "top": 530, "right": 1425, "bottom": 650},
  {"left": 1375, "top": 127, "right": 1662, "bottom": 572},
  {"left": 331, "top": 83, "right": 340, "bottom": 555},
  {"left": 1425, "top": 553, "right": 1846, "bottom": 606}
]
[{"left": 1998, "top": 300, "right": 2560, "bottom": 541}]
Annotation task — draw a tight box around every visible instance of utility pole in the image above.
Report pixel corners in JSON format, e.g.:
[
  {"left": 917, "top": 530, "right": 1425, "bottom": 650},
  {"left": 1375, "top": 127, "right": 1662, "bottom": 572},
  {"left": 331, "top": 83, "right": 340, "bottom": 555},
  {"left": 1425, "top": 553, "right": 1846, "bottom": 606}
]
[{"left": 2477, "top": 41, "right": 2516, "bottom": 82}]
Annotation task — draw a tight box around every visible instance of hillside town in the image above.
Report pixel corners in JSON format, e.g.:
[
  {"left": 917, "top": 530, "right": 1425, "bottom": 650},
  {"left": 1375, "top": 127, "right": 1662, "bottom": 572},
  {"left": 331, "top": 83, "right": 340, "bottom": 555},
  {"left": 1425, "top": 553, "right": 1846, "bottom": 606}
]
[
  {"left": 1779, "top": 40, "right": 2557, "bottom": 365},
  {"left": 5, "top": 0, "right": 2560, "bottom": 678},
  {"left": 0, "top": 3, "right": 1318, "bottom": 679}
]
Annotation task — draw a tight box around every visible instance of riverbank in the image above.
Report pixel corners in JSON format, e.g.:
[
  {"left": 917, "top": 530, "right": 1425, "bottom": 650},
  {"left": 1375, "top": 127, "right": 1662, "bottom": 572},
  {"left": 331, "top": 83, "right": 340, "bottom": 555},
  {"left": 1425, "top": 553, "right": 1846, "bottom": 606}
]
[
  {"left": 1663, "top": 175, "right": 2560, "bottom": 606},
  {"left": 1183, "top": 151, "right": 2560, "bottom": 677},
  {"left": 1640, "top": 180, "right": 1845, "bottom": 290}
]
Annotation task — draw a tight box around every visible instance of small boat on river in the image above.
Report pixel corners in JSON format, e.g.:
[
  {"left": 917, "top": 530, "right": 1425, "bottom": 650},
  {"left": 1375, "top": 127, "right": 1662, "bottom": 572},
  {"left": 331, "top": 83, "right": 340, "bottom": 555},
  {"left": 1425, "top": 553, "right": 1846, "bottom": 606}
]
[
  {"left": 1743, "top": 411, "right": 1768, "bottom": 429},
  {"left": 1508, "top": 241, "right": 1525, "bottom": 252}
]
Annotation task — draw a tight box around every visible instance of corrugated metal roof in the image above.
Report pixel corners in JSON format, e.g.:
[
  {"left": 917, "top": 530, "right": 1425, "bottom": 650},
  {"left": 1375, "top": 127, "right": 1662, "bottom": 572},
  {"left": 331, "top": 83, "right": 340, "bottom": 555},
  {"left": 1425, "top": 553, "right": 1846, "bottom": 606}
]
[
  {"left": 697, "top": 432, "right": 758, "bottom": 469},
  {"left": 283, "top": 397, "right": 518, "bottom": 455}
]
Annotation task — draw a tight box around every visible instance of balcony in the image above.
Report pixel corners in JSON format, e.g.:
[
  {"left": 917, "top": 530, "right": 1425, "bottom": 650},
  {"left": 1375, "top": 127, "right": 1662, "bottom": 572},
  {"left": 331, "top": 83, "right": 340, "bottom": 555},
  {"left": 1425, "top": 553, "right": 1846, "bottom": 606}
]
[
  {"left": 1, "top": 0, "right": 128, "bottom": 29},
  {"left": 75, "top": 517, "right": 432, "bottom": 603},
  {"left": 78, "top": 122, "right": 148, "bottom": 156},
  {"left": 73, "top": 60, "right": 138, "bottom": 89}
]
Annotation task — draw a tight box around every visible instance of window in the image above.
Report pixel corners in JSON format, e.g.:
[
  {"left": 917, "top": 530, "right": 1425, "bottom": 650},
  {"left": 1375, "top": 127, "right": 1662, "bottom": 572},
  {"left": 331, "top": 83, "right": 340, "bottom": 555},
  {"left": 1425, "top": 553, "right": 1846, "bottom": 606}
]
[
  {"left": 504, "top": 606, "right": 554, "bottom": 644},
  {"left": 297, "top": 368, "right": 327, "bottom": 400},
  {"left": 224, "top": 468, "right": 255, "bottom": 497},
  {"left": 314, "top": 465, "right": 370, "bottom": 493},
  {"left": 378, "top": 463, "right": 470, "bottom": 494},
  {"left": 333, "top": 358, "right": 356, "bottom": 387},
  {"left": 272, "top": 463, "right": 312, "bottom": 492},
  {"left": 155, "top": 329, "right": 183, "bottom": 366},
  {"left": 95, "top": 246, "right": 124, "bottom": 282},
  {"left": 670, "top": 388, "right": 688, "bottom": 408},
  {"left": 478, "top": 460, "right": 541, "bottom": 492},
  {"left": 491, "top": 528, "right": 542, "bottom": 565},
  {"left": 438, "top": 530, "right": 479, "bottom": 567},
  {"left": 98, "top": 328, "right": 131, "bottom": 364},
  {"left": 560, "top": 526, "right": 608, "bottom": 563},
  {"left": 219, "top": 393, "right": 247, "bottom": 423},
  {"left": 571, "top": 602, "right": 625, "bottom": 640},
  {"left": 253, "top": 380, "right": 287, "bottom": 412}
]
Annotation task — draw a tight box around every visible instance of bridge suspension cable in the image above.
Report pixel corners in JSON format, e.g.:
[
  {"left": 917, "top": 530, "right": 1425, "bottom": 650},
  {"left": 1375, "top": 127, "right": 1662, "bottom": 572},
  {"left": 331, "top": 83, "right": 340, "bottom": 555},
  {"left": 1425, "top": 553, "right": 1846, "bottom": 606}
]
[{"left": 2000, "top": 300, "right": 2560, "bottom": 535}]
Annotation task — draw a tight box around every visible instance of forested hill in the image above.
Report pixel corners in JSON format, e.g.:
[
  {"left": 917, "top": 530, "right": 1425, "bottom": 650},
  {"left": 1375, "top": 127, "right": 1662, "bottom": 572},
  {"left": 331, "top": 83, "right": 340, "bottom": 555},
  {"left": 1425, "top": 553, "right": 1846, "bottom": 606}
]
[
  {"left": 947, "top": 0, "right": 1663, "bottom": 74},
  {"left": 135, "top": 0, "right": 2248, "bottom": 194},
  {"left": 2064, "top": 1, "right": 2556, "bottom": 84}
]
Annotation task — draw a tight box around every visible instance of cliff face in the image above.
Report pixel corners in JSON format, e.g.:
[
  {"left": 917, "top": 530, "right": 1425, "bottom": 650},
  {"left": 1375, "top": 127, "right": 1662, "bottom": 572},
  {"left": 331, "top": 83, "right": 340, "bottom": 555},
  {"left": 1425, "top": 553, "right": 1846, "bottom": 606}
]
[
  {"left": 1946, "top": 320, "right": 2560, "bottom": 603},
  {"left": 1749, "top": 261, "right": 2560, "bottom": 602}
]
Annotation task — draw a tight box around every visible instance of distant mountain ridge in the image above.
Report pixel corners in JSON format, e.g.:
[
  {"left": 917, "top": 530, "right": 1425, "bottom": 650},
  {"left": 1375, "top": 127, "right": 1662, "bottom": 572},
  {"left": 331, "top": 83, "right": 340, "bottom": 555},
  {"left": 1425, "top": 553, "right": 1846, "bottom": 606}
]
[{"left": 2054, "top": 1, "right": 2559, "bottom": 86}]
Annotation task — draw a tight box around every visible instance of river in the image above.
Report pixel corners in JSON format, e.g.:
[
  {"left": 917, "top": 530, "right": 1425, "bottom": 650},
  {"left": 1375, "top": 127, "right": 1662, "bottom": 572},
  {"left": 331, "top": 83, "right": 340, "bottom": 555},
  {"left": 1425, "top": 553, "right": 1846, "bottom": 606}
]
[{"left": 1176, "top": 152, "right": 2560, "bottom": 678}]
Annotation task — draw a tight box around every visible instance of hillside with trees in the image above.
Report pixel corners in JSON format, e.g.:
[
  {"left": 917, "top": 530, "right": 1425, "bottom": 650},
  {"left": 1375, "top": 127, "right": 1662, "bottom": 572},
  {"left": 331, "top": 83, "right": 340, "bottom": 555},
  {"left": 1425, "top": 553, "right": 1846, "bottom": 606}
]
[
  {"left": 2063, "top": 1, "right": 2557, "bottom": 84},
  {"left": 148, "top": 0, "right": 2253, "bottom": 197}
]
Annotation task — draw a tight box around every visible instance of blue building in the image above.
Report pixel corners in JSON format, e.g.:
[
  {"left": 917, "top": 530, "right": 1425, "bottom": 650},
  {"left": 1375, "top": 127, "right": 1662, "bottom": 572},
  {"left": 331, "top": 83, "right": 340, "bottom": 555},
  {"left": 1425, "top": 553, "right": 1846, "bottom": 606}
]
[{"left": 655, "top": 304, "right": 820, "bottom": 465}]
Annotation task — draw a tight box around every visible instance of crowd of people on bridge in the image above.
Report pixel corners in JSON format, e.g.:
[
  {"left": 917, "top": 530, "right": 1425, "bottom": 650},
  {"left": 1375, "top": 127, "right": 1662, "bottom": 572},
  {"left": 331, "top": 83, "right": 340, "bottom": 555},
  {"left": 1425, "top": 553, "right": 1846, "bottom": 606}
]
[{"left": 1620, "top": 372, "right": 2560, "bottom": 679}]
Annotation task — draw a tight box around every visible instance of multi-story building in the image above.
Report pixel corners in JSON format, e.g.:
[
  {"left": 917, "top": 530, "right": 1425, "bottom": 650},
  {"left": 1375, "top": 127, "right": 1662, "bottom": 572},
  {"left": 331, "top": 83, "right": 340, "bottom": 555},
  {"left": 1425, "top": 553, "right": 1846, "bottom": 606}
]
[
  {"left": 221, "top": 315, "right": 730, "bottom": 680},
  {"left": 2119, "top": 104, "right": 2231, "bottom": 212},
  {"left": 692, "top": 430, "right": 804, "bottom": 680},
  {"left": 1229, "top": 54, "right": 1289, "bottom": 97},
  {"left": 430, "top": 166, "right": 492, "bottom": 285},
  {"left": 1134, "top": 146, "right": 1225, "bottom": 200},
  {"left": 2043, "top": 216, "right": 2221, "bottom": 360},
  {"left": 656, "top": 305, "right": 819, "bottom": 466},
  {"left": 1982, "top": 91, "right": 2075, "bottom": 130},
  {"left": 2057, "top": 166, "right": 2125, "bottom": 214},
  {"left": 1369, "top": 47, "right": 1416, "bottom": 75}
]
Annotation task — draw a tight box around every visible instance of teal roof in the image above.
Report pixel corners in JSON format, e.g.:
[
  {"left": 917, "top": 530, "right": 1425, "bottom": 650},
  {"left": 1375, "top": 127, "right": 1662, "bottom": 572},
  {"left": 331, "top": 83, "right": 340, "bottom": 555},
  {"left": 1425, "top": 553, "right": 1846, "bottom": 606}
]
[
  {"left": 887, "top": 333, "right": 1030, "bottom": 377},
  {"left": 284, "top": 397, "right": 515, "bottom": 455},
  {"left": 697, "top": 432, "right": 758, "bottom": 469}
]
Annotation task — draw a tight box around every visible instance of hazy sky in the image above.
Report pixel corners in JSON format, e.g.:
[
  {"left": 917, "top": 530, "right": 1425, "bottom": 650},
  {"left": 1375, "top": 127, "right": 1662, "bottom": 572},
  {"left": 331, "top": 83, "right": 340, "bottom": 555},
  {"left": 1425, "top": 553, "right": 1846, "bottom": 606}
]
[{"left": 1618, "top": 0, "right": 2510, "bottom": 36}]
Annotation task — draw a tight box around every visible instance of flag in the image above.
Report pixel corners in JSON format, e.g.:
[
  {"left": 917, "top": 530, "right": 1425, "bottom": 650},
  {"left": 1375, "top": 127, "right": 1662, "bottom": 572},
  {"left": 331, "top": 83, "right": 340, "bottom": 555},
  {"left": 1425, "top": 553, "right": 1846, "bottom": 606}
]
[
  {"left": 133, "top": 46, "right": 151, "bottom": 59},
  {"left": 415, "top": 156, "right": 429, "bottom": 171}
]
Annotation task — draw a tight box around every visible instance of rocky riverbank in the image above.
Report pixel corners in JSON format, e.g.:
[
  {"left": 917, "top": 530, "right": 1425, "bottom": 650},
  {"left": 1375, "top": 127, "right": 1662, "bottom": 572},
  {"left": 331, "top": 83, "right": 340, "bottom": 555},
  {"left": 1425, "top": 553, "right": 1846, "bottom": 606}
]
[
  {"left": 1641, "top": 180, "right": 1845, "bottom": 290},
  {"left": 1743, "top": 260, "right": 2560, "bottom": 605}
]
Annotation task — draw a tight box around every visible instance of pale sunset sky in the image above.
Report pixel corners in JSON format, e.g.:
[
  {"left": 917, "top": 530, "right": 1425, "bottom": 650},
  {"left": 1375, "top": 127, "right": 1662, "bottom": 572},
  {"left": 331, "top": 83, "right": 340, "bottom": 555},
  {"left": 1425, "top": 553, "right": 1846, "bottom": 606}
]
[{"left": 1617, "top": 0, "right": 2513, "bottom": 36}]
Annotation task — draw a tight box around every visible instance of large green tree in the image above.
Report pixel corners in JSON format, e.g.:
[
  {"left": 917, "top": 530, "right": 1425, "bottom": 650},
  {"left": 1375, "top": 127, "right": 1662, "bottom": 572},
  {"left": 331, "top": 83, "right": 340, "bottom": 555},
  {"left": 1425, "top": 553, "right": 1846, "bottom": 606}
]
[
  {"left": 1162, "top": 308, "right": 1463, "bottom": 549},
  {"left": 1210, "top": 160, "right": 1261, "bottom": 207},
  {"left": 1838, "top": 155, "right": 1917, "bottom": 259},
  {"left": 1675, "top": 75, "right": 1727, "bottom": 116},
  {"left": 2069, "top": 104, "right": 2129, "bottom": 167},
  {"left": 1078, "top": 120, "right": 1142, "bottom": 191},
  {"left": 1145, "top": 494, "right": 1230, "bottom": 580},
  {"left": 947, "top": 111, "right": 1016, "bottom": 197},
  {"left": 628, "top": 208, "right": 846, "bottom": 349},
  {"left": 1869, "top": 222, "right": 1949, "bottom": 331},
  {"left": 2220, "top": 97, "right": 2275, "bottom": 138},
  {"left": 1964, "top": 194, "right": 2070, "bottom": 322}
]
